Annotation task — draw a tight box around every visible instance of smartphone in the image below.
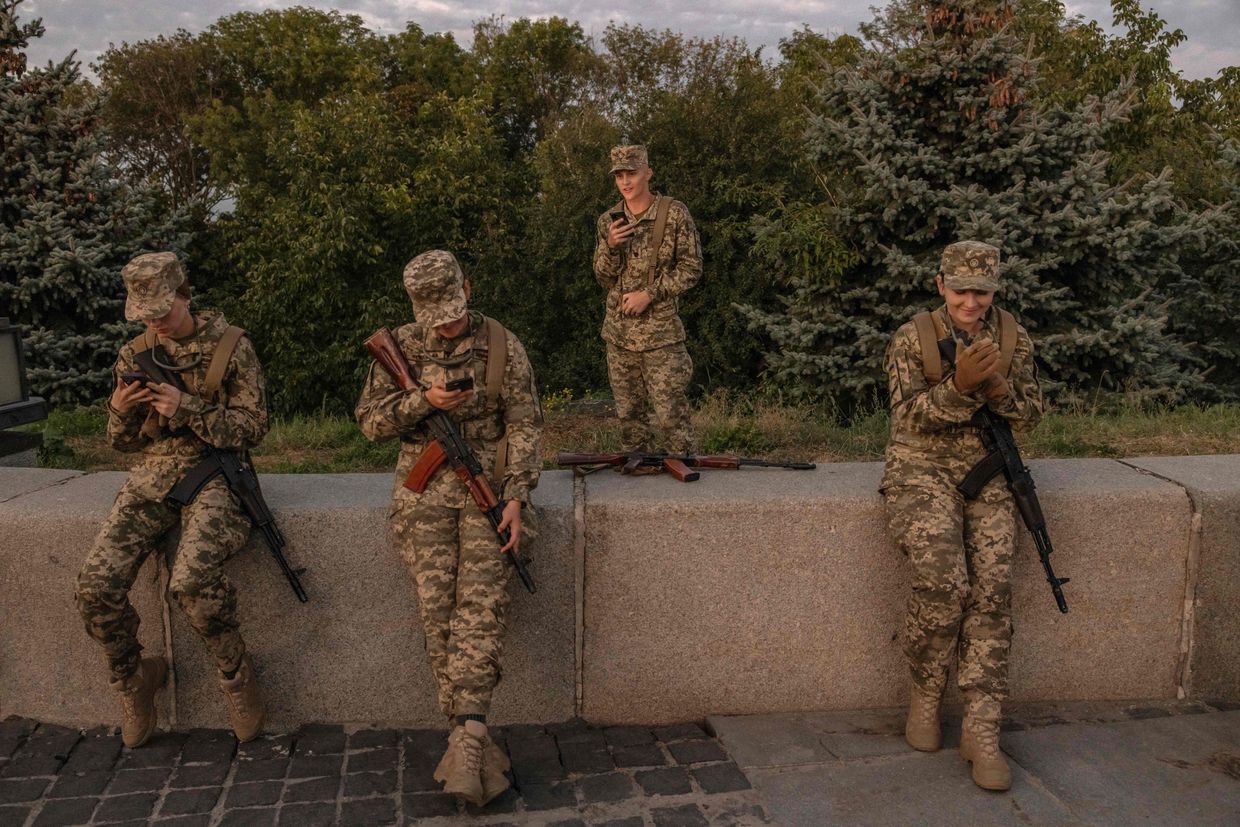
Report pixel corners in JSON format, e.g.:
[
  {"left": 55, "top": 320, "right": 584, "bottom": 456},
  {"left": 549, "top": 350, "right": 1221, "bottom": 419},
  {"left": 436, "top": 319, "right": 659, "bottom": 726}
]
[
  {"left": 609, "top": 209, "right": 628, "bottom": 225},
  {"left": 120, "top": 371, "right": 150, "bottom": 387},
  {"left": 445, "top": 376, "right": 475, "bottom": 392}
]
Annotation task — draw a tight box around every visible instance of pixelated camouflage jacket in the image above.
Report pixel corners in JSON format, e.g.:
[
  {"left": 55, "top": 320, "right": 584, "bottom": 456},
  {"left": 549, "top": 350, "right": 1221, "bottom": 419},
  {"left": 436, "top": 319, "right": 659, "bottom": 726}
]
[
  {"left": 593, "top": 195, "right": 703, "bottom": 351},
  {"left": 355, "top": 311, "right": 543, "bottom": 508},
  {"left": 106, "top": 311, "right": 269, "bottom": 500},
  {"left": 881, "top": 304, "right": 1043, "bottom": 492}
]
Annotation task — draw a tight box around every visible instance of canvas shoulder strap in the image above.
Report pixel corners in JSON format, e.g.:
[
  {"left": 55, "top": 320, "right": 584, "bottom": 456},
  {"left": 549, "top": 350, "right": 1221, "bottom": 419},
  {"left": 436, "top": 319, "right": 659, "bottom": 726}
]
[
  {"left": 912, "top": 311, "right": 945, "bottom": 384},
  {"left": 996, "top": 307, "right": 1017, "bottom": 378},
  {"left": 645, "top": 195, "right": 672, "bottom": 287},
  {"left": 203, "top": 325, "right": 246, "bottom": 402},
  {"left": 130, "top": 329, "right": 158, "bottom": 353},
  {"left": 482, "top": 316, "right": 511, "bottom": 483}
]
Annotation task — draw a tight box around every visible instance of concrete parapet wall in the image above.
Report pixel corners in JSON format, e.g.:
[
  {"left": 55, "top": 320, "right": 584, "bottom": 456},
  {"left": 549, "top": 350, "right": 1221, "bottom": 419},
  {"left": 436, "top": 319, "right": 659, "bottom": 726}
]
[{"left": 2, "top": 455, "right": 1236, "bottom": 729}]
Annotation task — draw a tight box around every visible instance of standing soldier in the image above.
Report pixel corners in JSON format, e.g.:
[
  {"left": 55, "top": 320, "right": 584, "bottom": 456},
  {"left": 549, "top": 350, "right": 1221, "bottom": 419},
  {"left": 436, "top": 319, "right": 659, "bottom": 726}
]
[
  {"left": 881, "top": 241, "right": 1043, "bottom": 791},
  {"left": 356, "top": 250, "right": 542, "bottom": 806},
  {"left": 75, "top": 252, "right": 269, "bottom": 747},
  {"left": 593, "top": 144, "right": 702, "bottom": 454}
]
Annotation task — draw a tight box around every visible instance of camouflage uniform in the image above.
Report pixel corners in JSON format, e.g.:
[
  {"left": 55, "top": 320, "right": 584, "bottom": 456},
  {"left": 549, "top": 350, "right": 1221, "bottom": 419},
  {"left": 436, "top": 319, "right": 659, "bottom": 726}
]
[
  {"left": 593, "top": 145, "right": 702, "bottom": 453},
  {"left": 881, "top": 242, "right": 1043, "bottom": 704},
  {"left": 356, "top": 251, "right": 542, "bottom": 718},
  {"left": 76, "top": 253, "right": 269, "bottom": 683}
]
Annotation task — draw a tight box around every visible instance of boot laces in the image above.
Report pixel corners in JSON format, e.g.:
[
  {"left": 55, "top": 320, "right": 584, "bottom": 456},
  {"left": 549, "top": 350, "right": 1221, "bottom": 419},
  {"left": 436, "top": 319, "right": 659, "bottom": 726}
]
[
  {"left": 120, "top": 689, "right": 139, "bottom": 720},
  {"left": 462, "top": 735, "right": 483, "bottom": 772},
  {"left": 914, "top": 693, "right": 938, "bottom": 725}
]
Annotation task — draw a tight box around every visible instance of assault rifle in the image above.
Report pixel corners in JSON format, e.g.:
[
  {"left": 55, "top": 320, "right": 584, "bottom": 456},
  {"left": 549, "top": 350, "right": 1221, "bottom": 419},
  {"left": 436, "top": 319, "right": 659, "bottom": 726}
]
[
  {"left": 363, "top": 328, "right": 536, "bottom": 594},
  {"left": 556, "top": 451, "right": 815, "bottom": 482},
  {"left": 127, "top": 347, "right": 308, "bottom": 603},
  {"left": 941, "top": 334, "right": 1070, "bottom": 613}
]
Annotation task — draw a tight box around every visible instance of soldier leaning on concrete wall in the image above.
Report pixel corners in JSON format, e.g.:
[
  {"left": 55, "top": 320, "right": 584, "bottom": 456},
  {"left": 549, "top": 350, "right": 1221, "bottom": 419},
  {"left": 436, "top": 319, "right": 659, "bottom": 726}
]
[
  {"left": 593, "top": 144, "right": 703, "bottom": 455},
  {"left": 880, "top": 241, "right": 1044, "bottom": 791},
  {"left": 75, "top": 253, "right": 269, "bottom": 748},
  {"left": 355, "top": 250, "right": 543, "bottom": 807}
]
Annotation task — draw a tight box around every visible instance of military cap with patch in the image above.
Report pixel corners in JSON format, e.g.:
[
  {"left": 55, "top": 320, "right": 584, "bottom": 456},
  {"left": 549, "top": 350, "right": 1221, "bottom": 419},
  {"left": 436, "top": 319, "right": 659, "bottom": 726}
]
[
  {"left": 122, "top": 252, "right": 186, "bottom": 321},
  {"left": 609, "top": 144, "right": 649, "bottom": 174},
  {"left": 403, "top": 250, "right": 468, "bottom": 329},
  {"left": 940, "top": 241, "right": 1001, "bottom": 292}
]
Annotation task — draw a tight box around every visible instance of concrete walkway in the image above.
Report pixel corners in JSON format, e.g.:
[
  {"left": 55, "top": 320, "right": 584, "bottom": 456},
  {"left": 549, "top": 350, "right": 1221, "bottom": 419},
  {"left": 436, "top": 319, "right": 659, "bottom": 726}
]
[{"left": 708, "top": 699, "right": 1240, "bottom": 826}]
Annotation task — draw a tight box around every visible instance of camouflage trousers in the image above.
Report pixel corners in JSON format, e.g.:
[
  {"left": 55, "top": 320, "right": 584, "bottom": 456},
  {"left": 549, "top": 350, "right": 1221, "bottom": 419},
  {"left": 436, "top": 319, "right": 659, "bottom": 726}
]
[
  {"left": 883, "top": 475, "right": 1016, "bottom": 702},
  {"left": 76, "top": 477, "right": 250, "bottom": 683},
  {"left": 391, "top": 501, "right": 526, "bottom": 717},
  {"left": 606, "top": 341, "right": 694, "bottom": 454}
]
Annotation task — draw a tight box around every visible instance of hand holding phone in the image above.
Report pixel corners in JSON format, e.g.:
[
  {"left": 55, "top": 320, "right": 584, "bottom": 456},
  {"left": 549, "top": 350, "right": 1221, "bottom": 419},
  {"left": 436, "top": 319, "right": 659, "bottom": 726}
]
[
  {"left": 445, "top": 376, "right": 475, "bottom": 392},
  {"left": 607, "top": 212, "right": 636, "bottom": 249}
]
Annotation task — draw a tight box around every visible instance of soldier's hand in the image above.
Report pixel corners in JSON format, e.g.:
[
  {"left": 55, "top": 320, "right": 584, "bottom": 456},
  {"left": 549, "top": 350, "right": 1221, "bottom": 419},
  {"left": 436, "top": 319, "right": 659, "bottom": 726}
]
[
  {"left": 148, "top": 382, "right": 183, "bottom": 418},
  {"left": 952, "top": 339, "right": 1000, "bottom": 392},
  {"left": 982, "top": 373, "right": 1010, "bottom": 400},
  {"left": 425, "top": 378, "right": 475, "bottom": 411},
  {"left": 110, "top": 376, "right": 153, "bottom": 413},
  {"left": 497, "top": 500, "right": 522, "bottom": 553},
  {"left": 621, "top": 290, "right": 652, "bottom": 316},
  {"left": 607, "top": 218, "right": 636, "bottom": 249}
]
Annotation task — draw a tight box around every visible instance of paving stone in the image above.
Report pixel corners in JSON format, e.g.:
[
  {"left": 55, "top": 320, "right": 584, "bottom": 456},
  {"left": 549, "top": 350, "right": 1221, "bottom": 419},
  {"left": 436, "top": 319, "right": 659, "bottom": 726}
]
[
  {"left": 0, "top": 777, "right": 49, "bottom": 803},
  {"left": 604, "top": 726, "right": 654, "bottom": 748},
  {"left": 0, "top": 805, "right": 32, "bottom": 825},
  {"left": 520, "top": 779, "right": 577, "bottom": 810},
  {"left": 0, "top": 718, "right": 38, "bottom": 758},
  {"left": 548, "top": 820, "right": 587, "bottom": 827},
  {"left": 180, "top": 730, "right": 236, "bottom": 765},
  {"left": 278, "top": 802, "right": 335, "bottom": 826},
  {"left": 60, "top": 731, "right": 122, "bottom": 774},
  {"left": 108, "top": 767, "right": 172, "bottom": 794},
  {"left": 560, "top": 743, "right": 615, "bottom": 775},
  {"left": 218, "top": 807, "right": 278, "bottom": 827},
  {"left": 594, "top": 818, "right": 643, "bottom": 827},
  {"left": 635, "top": 766, "right": 692, "bottom": 796},
  {"left": 402, "top": 791, "right": 458, "bottom": 818},
  {"left": 709, "top": 802, "right": 772, "bottom": 824},
  {"left": 287, "top": 754, "right": 342, "bottom": 779},
  {"left": 47, "top": 771, "right": 111, "bottom": 798},
  {"left": 170, "top": 762, "right": 229, "bottom": 788},
  {"left": 283, "top": 775, "right": 340, "bottom": 803},
  {"left": 159, "top": 786, "right": 223, "bottom": 816},
  {"left": 655, "top": 723, "right": 709, "bottom": 743},
  {"left": 154, "top": 816, "right": 212, "bottom": 826},
  {"left": 401, "top": 729, "right": 447, "bottom": 757},
  {"left": 557, "top": 728, "right": 608, "bottom": 750},
  {"left": 1208, "top": 700, "right": 1240, "bottom": 712},
  {"left": 691, "top": 762, "right": 751, "bottom": 794},
  {"left": 512, "top": 752, "right": 566, "bottom": 785},
  {"left": 344, "top": 747, "right": 396, "bottom": 773},
  {"left": 652, "top": 804, "right": 710, "bottom": 827},
  {"left": 1127, "top": 706, "right": 1173, "bottom": 720},
  {"left": 613, "top": 743, "right": 667, "bottom": 768},
  {"left": 226, "top": 781, "right": 284, "bottom": 809},
  {"left": 116, "top": 734, "right": 185, "bottom": 769},
  {"left": 667, "top": 740, "right": 727, "bottom": 765},
  {"left": 343, "top": 770, "right": 396, "bottom": 798},
  {"left": 293, "top": 724, "right": 346, "bottom": 756},
  {"left": 0, "top": 754, "right": 61, "bottom": 778},
  {"left": 31, "top": 796, "right": 98, "bottom": 826},
  {"left": 578, "top": 772, "right": 638, "bottom": 803},
  {"left": 546, "top": 719, "right": 591, "bottom": 739},
  {"left": 347, "top": 729, "right": 398, "bottom": 751},
  {"left": 465, "top": 784, "right": 520, "bottom": 816},
  {"left": 94, "top": 792, "right": 158, "bottom": 822},
  {"left": 23, "top": 724, "right": 80, "bottom": 759},
  {"left": 504, "top": 723, "right": 548, "bottom": 741},
  {"left": 340, "top": 796, "right": 397, "bottom": 825},
  {"left": 237, "top": 736, "right": 292, "bottom": 762},
  {"left": 232, "top": 758, "right": 287, "bottom": 784}
]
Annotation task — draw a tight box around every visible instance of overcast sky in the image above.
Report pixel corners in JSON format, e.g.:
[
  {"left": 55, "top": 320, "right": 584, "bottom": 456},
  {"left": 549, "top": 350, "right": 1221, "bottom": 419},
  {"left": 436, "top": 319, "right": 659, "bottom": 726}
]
[{"left": 21, "top": 0, "right": 1240, "bottom": 82}]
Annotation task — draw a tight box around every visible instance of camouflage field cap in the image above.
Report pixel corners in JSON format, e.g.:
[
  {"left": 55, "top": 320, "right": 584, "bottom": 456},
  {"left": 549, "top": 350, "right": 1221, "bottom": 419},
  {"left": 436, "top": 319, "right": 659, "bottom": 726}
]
[
  {"left": 609, "top": 144, "right": 649, "bottom": 174},
  {"left": 403, "top": 250, "right": 468, "bottom": 329},
  {"left": 122, "top": 252, "right": 186, "bottom": 321},
  {"left": 940, "top": 241, "right": 1001, "bottom": 292}
]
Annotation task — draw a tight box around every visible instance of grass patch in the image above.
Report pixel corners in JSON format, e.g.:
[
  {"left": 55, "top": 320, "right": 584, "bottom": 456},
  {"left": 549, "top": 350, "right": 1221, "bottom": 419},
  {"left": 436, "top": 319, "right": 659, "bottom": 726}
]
[{"left": 22, "top": 394, "right": 1240, "bottom": 473}]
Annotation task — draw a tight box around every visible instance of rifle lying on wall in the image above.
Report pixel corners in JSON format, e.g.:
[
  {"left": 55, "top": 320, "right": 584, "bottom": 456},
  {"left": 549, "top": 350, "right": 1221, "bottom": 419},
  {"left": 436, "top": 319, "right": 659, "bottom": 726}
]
[
  {"left": 127, "top": 349, "right": 308, "bottom": 603},
  {"left": 363, "top": 328, "right": 536, "bottom": 594},
  {"left": 556, "top": 451, "right": 815, "bottom": 482},
  {"left": 941, "top": 333, "right": 1070, "bottom": 614}
]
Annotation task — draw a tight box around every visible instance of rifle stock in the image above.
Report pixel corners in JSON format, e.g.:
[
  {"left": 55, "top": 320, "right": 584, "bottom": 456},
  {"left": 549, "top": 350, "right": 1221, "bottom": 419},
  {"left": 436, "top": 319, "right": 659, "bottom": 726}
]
[{"left": 661, "top": 458, "right": 699, "bottom": 482}]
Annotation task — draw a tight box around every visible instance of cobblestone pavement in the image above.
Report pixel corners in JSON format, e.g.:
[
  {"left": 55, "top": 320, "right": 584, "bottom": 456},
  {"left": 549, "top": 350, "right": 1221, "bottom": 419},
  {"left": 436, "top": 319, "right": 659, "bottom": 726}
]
[{"left": 0, "top": 717, "right": 771, "bottom": 826}]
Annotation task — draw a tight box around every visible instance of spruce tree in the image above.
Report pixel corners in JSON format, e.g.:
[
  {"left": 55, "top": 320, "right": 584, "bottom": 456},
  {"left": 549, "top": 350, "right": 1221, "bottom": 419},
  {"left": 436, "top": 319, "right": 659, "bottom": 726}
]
[
  {"left": 0, "top": 0, "right": 184, "bottom": 405},
  {"left": 742, "top": 0, "right": 1200, "bottom": 404}
]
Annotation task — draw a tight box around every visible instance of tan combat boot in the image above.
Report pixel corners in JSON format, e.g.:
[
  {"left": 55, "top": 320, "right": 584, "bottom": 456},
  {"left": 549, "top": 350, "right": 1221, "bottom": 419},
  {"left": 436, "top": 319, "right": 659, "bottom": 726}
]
[
  {"left": 111, "top": 655, "right": 168, "bottom": 749},
  {"left": 480, "top": 735, "right": 512, "bottom": 804},
  {"left": 960, "top": 696, "right": 1012, "bottom": 791},
  {"left": 218, "top": 654, "right": 264, "bottom": 742},
  {"left": 434, "top": 721, "right": 486, "bottom": 805},
  {"left": 905, "top": 683, "right": 942, "bottom": 752}
]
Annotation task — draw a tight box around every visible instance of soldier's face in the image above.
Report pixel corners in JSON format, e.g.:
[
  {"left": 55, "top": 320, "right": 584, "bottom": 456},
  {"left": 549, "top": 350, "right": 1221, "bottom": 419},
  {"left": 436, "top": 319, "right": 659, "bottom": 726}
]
[
  {"left": 146, "top": 295, "right": 193, "bottom": 339},
  {"left": 937, "top": 276, "right": 993, "bottom": 330},
  {"left": 614, "top": 166, "right": 653, "bottom": 201}
]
